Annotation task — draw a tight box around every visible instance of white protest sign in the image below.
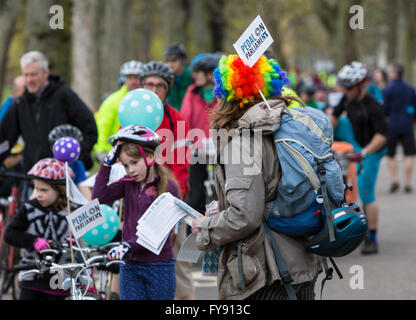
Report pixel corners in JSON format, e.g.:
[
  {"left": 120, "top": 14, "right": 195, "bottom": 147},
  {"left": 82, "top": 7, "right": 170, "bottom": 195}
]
[
  {"left": 66, "top": 198, "right": 105, "bottom": 239},
  {"left": 233, "top": 15, "right": 274, "bottom": 68}
]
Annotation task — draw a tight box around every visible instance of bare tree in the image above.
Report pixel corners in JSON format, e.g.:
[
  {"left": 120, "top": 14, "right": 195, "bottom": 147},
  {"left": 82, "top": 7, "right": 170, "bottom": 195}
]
[
  {"left": 100, "top": 0, "right": 134, "bottom": 97},
  {"left": 25, "top": 0, "right": 72, "bottom": 83},
  {"left": 71, "top": 0, "right": 101, "bottom": 112},
  {"left": 0, "top": 0, "right": 23, "bottom": 99},
  {"left": 162, "top": 0, "right": 190, "bottom": 50}
]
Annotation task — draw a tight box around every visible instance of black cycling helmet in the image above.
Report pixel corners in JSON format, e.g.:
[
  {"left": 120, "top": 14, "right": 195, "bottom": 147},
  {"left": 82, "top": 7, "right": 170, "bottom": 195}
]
[
  {"left": 191, "top": 53, "right": 220, "bottom": 73},
  {"left": 164, "top": 43, "right": 187, "bottom": 60},
  {"left": 48, "top": 124, "right": 84, "bottom": 145},
  {"left": 337, "top": 61, "right": 369, "bottom": 89},
  {"left": 139, "top": 61, "right": 175, "bottom": 90},
  {"left": 299, "top": 81, "right": 317, "bottom": 96}
]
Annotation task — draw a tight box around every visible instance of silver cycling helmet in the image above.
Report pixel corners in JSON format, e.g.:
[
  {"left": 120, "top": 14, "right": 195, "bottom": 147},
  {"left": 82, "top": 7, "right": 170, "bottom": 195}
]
[
  {"left": 337, "top": 61, "right": 368, "bottom": 89},
  {"left": 107, "top": 125, "right": 160, "bottom": 150},
  {"left": 139, "top": 61, "right": 175, "bottom": 90},
  {"left": 120, "top": 60, "right": 143, "bottom": 76},
  {"left": 48, "top": 124, "right": 84, "bottom": 145}
]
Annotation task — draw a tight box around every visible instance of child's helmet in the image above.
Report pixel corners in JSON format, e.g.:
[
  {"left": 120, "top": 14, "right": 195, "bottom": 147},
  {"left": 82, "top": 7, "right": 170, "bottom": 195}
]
[
  {"left": 305, "top": 203, "right": 368, "bottom": 257},
  {"left": 48, "top": 124, "right": 84, "bottom": 145},
  {"left": 28, "top": 158, "right": 74, "bottom": 184},
  {"left": 108, "top": 125, "right": 160, "bottom": 150}
]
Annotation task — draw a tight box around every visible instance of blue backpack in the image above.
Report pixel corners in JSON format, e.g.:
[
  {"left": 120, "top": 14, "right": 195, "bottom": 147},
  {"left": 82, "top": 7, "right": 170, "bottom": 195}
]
[
  {"left": 259, "top": 106, "right": 368, "bottom": 300},
  {"left": 264, "top": 106, "right": 345, "bottom": 238}
]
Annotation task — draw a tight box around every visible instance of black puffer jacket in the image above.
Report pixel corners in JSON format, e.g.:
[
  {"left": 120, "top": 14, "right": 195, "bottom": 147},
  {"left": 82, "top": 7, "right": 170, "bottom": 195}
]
[{"left": 0, "top": 75, "right": 97, "bottom": 170}]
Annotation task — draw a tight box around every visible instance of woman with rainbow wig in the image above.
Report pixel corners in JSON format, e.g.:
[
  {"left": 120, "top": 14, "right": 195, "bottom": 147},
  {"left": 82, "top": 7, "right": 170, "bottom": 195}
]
[{"left": 191, "top": 54, "right": 321, "bottom": 300}]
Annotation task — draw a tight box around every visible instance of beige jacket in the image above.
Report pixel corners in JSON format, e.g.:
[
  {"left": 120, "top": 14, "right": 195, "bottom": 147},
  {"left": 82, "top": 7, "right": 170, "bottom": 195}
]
[{"left": 196, "top": 99, "right": 322, "bottom": 300}]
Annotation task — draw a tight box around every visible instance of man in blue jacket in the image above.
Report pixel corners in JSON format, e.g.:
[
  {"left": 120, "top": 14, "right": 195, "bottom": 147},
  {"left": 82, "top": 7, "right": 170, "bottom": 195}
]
[
  {"left": 383, "top": 62, "right": 416, "bottom": 193},
  {"left": 0, "top": 75, "right": 25, "bottom": 123}
]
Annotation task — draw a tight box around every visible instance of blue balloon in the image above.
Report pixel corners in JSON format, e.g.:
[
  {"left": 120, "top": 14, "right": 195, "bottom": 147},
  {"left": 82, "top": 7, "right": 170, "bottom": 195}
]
[
  {"left": 82, "top": 205, "right": 119, "bottom": 246},
  {"left": 118, "top": 88, "right": 164, "bottom": 130}
]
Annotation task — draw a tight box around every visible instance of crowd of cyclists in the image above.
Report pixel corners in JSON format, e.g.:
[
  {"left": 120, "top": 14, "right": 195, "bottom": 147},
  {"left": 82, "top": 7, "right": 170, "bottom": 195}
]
[{"left": 0, "top": 42, "right": 415, "bottom": 300}]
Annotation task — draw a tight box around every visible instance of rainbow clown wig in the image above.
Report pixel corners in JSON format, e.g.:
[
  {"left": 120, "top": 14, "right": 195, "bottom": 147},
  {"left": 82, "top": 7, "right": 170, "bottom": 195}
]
[{"left": 214, "top": 54, "right": 290, "bottom": 108}]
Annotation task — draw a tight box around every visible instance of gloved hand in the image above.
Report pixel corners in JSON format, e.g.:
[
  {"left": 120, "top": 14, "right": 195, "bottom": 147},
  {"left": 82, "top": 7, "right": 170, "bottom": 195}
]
[
  {"left": 103, "top": 141, "right": 124, "bottom": 166},
  {"left": 95, "top": 152, "right": 107, "bottom": 163},
  {"left": 348, "top": 150, "right": 367, "bottom": 162},
  {"left": 33, "top": 238, "right": 50, "bottom": 253},
  {"left": 107, "top": 242, "right": 131, "bottom": 260}
]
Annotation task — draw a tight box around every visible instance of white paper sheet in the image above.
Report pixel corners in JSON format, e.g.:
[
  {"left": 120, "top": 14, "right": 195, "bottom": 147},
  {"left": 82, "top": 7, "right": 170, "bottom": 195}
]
[
  {"left": 135, "top": 193, "right": 203, "bottom": 255},
  {"left": 176, "top": 233, "right": 203, "bottom": 263}
]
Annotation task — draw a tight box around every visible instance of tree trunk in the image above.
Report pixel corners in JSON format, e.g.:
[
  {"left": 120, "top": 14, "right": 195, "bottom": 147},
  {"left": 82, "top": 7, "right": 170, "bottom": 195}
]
[
  {"left": 0, "top": 0, "right": 23, "bottom": 100},
  {"left": 25, "top": 0, "right": 72, "bottom": 83},
  {"left": 71, "top": 0, "right": 101, "bottom": 112},
  {"left": 100, "top": 0, "right": 134, "bottom": 97},
  {"left": 206, "top": 0, "right": 226, "bottom": 53},
  {"left": 191, "top": 0, "right": 211, "bottom": 53},
  {"left": 161, "top": 0, "right": 190, "bottom": 50}
]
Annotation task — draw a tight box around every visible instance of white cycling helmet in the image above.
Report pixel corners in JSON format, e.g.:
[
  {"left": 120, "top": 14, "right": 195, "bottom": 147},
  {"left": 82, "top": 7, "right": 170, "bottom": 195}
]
[
  {"left": 120, "top": 60, "right": 143, "bottom": 76},
  {"left": 337, "top": 61, "right": 368, "bottom": 89},
  {"left": 107, "top": 125, "right": 160, "bottom": 150}
]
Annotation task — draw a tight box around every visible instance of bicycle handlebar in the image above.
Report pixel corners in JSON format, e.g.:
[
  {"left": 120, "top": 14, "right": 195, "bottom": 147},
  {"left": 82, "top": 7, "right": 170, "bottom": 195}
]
[{"left": 0, "top": 168, "right": 31, "bottom": 180}]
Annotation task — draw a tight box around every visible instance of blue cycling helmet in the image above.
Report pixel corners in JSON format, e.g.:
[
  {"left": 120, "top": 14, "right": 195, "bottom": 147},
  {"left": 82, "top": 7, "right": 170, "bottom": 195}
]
[
  {"left": 305, "top": 203, "right": 368, "bottom": 257},
  {"left": 191, "top": 53, "right": 220, "bottom": 73}
]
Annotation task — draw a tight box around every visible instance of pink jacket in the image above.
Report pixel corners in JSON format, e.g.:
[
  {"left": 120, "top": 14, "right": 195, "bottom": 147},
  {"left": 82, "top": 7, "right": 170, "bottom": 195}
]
[{"left": 180, "top": 84, "right": 217, "bottom": 138}]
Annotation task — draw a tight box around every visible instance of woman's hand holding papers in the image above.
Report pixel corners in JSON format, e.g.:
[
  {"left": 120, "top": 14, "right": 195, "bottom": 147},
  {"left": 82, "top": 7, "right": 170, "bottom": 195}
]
[{"left": 191, "top": 213, "right": 209, "bottom": 236}]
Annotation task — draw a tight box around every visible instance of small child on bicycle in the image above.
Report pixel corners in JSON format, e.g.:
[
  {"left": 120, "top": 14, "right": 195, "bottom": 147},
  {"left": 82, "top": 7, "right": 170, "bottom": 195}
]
[
  {"left": 92, "top": 125, "right": 180, "bottom": 300},
  {"left": 4, "top": 158, "right": 75, "bottom": 300}
]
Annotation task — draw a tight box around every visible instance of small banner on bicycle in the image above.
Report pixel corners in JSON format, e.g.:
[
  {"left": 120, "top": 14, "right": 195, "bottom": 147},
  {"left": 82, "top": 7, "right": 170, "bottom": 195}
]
[{"left": 66, "top": 199, "right": 105, "bottom": 239}]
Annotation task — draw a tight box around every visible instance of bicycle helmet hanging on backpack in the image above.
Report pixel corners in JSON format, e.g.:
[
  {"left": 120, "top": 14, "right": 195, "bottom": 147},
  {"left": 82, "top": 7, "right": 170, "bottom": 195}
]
[{"left": 305, "top": 202, "right": 368, "bottom": 257}]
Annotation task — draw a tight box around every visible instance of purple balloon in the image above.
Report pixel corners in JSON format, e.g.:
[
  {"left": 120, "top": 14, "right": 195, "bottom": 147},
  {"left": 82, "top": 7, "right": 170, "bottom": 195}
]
[{"left": 53, "top": 137, "right": 81, "bottom": 163}]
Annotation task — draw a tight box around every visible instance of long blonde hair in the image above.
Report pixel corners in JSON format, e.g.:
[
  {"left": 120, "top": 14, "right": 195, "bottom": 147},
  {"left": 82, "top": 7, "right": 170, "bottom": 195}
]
[{"left": 120, "top": 142, "right": 177, "bottom": 197}]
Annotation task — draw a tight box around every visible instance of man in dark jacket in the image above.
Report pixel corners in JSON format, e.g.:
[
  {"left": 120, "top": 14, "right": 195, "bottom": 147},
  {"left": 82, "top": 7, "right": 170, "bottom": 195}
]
[
  {"left": 383, "top": 62, "right": 416, "bottom": 193},
  {"left": 0, "top": 51, "right": 97, "bottom": 171}
]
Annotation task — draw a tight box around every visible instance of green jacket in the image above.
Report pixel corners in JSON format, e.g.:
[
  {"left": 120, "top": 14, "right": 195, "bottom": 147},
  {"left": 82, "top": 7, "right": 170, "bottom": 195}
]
[
  {"left": 94, "top": 85, "right": 129, "bottom": 153},
  {"left": 167, "top": 65, "right": 193, "bottom": 111}
]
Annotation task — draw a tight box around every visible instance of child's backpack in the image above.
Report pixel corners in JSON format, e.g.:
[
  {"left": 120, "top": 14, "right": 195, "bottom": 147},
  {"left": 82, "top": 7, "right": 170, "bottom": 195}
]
[{"left": 262, "top": 106, "right": 368, "bottom": 300}]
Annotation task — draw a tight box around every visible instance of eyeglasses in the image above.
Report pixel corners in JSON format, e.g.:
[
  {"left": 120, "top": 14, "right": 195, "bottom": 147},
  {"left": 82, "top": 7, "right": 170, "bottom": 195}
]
[{"left": 143, "top": 82, "right": 167, "bottom": 91}]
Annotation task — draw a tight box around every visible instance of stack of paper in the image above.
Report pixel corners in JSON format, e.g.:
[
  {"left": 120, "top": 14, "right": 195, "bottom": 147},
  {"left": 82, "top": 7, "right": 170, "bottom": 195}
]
[{"left": 136, "top": 192, "right": 202, "bottom": 255}]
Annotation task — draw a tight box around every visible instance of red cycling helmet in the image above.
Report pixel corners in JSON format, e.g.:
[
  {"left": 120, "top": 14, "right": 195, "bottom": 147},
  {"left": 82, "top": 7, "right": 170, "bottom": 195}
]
[{"left": 28, "top": 158, "right": 75, "bottom": 184}]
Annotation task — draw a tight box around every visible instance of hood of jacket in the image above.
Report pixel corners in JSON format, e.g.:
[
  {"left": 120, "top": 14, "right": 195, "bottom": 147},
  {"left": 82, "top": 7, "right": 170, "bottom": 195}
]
[
  {"left": 24, "top": 74, "right": 64, "bottom": 101},
  {"left": 237, "top": 99, "right": 287, "bottom": 134}
]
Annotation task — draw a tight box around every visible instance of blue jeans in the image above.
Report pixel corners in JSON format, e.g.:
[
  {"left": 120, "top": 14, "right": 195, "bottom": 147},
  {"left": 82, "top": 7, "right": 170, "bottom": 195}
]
[{"left": 119, "top": 259, "right": 176, "bottom": 300}]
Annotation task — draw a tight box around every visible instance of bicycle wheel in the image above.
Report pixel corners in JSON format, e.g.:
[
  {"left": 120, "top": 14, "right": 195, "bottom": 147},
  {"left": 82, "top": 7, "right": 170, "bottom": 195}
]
[
  {"left": 10, "top": 247, "right": 21, "bottom": 300},
  {"left": 0, "top": 244, "right": 11, "bottom": 299}
]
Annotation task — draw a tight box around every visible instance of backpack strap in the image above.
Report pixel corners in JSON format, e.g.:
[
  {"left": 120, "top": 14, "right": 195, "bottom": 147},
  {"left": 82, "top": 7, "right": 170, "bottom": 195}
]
[
  {"left": 263, "top": 220, "right": 298, "bottom": 300},
  {"left": 320, "top": 257, "right": 343, "bottom": 300},
  {"left": 317, "top": 159, "right": 336, "bottom": 242},
  {"left": 237, "top": 240, "right": 246, "bottom": 290}
]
